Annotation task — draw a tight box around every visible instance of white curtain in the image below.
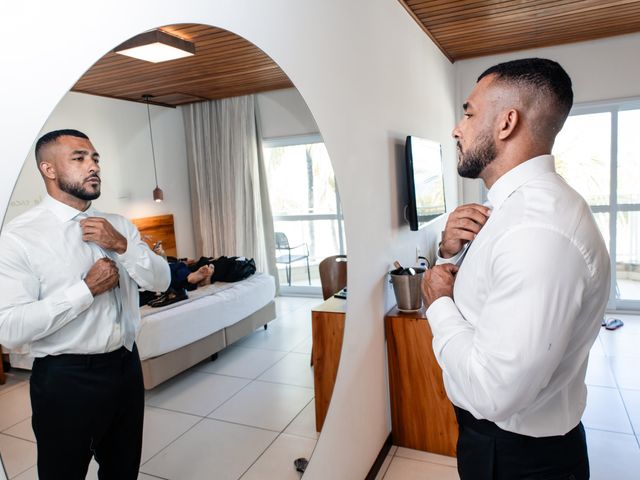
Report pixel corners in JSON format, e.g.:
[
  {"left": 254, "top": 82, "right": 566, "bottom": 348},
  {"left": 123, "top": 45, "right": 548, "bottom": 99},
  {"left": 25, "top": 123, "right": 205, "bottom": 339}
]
[{"left": 182, "top": 95, "right": 278, "bottom": 285}]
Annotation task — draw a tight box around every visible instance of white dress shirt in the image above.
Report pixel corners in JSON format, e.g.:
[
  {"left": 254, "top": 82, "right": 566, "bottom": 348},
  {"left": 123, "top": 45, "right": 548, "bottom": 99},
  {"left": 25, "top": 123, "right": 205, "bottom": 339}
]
[
  {"left": 428, "top": 155, "right": 610, "bottom": 437},
  {"left": 0, "top": 195, "right": 170, "bottom": 356}
]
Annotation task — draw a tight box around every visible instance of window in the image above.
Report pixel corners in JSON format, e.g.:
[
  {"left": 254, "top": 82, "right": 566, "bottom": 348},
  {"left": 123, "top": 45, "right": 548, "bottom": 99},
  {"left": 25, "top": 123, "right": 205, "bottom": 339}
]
[
  {"left": 553, "top": 101, "right": 640, "bottom": 309},
  {"left": 263, "top": 135, "right": 345, "bottom": 291}
]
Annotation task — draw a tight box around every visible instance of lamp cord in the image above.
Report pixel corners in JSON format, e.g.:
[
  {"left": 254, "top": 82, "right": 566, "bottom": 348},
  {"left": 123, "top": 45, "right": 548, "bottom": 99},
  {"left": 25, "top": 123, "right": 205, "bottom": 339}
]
[{"left": 145, "top": 97, "right": 159, "bottom": 187}]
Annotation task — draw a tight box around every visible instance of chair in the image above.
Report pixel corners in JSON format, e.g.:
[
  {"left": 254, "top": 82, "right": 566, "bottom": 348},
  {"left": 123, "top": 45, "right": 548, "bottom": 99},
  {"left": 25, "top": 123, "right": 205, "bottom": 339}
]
[
  {"left": 274, "top": 232, "right": 311, "bottom": 286},
  {"left": 319, "top": 255, "right": 347, "bottom": 300}
]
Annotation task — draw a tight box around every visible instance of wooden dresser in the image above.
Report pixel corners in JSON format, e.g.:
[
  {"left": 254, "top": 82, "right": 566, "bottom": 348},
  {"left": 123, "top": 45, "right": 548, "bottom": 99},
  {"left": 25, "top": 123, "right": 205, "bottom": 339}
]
[
  {"left": 311, "top": 296, "right": 346, "bottom": 432},
  {"left": 384, "top": 306, "right": 458, "bottom": 456}
]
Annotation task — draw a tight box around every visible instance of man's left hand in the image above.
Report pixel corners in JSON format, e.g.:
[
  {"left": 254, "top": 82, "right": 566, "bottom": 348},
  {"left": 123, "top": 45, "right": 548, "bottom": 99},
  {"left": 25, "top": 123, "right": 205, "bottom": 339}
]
[
  {"left": 79, "top": 217, "right": 127, "bottom": 254},
  {"left": 422, "top": 264, "right": 459, "bottom": 309}
]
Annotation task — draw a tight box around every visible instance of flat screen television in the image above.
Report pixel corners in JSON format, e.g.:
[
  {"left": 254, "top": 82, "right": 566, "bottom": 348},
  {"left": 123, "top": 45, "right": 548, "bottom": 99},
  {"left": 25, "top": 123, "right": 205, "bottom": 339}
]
[{"left": 405, "top": 135, "right": 446, "bottom": 231}]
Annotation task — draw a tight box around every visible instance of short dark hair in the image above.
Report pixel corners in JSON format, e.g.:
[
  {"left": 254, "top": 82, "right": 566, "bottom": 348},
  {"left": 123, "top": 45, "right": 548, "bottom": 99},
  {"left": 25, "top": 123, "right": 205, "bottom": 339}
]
[
  {"left": 478, "top": 57, "right": 573, "bottom": 122},
  {"left": 35, "top": 129, "right": 89, "bottom": 164}
]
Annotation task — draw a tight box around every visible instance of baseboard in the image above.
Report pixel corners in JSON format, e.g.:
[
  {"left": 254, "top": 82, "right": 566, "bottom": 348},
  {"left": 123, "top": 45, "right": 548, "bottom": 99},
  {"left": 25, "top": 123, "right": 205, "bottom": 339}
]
[{"left": 365, "top": 433, "right": 392, "bottom": 480}]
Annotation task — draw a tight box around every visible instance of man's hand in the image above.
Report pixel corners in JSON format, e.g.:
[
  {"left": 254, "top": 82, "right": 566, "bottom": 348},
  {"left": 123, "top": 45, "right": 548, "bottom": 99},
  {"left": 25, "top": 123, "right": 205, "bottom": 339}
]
[
  {"left": 422, "top": 264, "right": 459, "bottom": 308},
  {"left": 84, "top": 258, "right": 120, "bottom": 297},
  {"left": 80, "top": 217, "right": 127, "bottom": 254},
  {"left": 440, "top": 203, "right": 491, "bottom": 258}
]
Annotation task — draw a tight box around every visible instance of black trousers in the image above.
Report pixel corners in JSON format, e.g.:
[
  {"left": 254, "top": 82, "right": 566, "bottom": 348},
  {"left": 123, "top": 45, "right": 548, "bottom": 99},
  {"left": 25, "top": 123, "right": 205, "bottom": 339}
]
[
  {"left": 30, "top": 344, "right": 144, "bottom": 480},
  {"left": 455, "top": 407, "right": 590, "bottom": 480}
]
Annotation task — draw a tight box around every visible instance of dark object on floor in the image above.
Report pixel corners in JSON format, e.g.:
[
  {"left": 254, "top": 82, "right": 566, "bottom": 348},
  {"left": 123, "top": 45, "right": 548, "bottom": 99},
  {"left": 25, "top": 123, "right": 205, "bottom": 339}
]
[
  {"left": 293, "top": 457, "right": 308, "bottom": 474},
  {"left": 210, "top": 352, "right": 218, "bottom": 362},
  {"left": 603, "top": 317, "right": 624, "bottom": 330},
  {"left": 148, "top": 288, "right": 188, "bottom": 308}
]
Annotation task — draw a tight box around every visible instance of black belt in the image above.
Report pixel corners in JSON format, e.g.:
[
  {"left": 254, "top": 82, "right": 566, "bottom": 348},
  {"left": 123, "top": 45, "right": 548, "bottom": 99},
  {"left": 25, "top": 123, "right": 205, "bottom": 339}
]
[
  {"left": 34, "top": 345, "right": 135, "bottom": 368},
  {"left": 454, "top": 406, "right": 580, "bottom": 440}
]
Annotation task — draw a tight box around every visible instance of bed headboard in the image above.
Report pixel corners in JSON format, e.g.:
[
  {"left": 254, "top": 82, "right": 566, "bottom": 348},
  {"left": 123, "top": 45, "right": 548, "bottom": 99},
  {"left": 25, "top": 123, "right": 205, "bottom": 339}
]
[{"left": 131, "top": 214, "right": 178, "bottom": 257}]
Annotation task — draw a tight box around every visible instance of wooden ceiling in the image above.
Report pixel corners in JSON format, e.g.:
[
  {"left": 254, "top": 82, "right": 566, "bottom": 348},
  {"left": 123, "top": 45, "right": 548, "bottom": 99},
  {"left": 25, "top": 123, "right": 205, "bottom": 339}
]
[
  {"left": 72, "top": 24, "right": 293, "bottom": 107},
  {"left": 73, "top": 4, "right": 640, "bottom": 105},
  {"left": 399, "top": 0, "right": 640, "bottom": 62}
]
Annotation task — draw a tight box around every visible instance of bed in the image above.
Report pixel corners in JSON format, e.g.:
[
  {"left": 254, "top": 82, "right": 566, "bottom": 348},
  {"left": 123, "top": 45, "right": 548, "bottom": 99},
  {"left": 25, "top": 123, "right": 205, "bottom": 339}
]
[
  {"left": 138, "top": 273, "right": 276, "bottom": 389},
  {"left": 131, "top": 214, "right": 277, "bottom": 389}
]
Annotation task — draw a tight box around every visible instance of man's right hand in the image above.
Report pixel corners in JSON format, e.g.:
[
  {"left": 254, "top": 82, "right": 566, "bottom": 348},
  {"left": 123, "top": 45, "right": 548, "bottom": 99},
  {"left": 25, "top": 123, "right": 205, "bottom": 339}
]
[
  {"left": 84, "top": 258, "right": 119, "bottom": 297},
  {"left": 440, "top": 203, "right": 491, "bottom": 258}
]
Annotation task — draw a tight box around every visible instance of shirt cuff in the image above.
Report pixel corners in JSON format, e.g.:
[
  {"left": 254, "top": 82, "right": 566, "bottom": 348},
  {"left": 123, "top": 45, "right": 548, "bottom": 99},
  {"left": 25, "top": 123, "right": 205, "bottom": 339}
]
[
  {"left": 66, "top": 280, "right": 94, "bottom": 316},
  {"left": 116, "top": 237, "right": 137, "bottom": 266},
  {"left": 435, "top": 245, "right": 467, "bottom": 265},
  {"left": 426, "top": 296, "right": 460, "bottom": 332}
]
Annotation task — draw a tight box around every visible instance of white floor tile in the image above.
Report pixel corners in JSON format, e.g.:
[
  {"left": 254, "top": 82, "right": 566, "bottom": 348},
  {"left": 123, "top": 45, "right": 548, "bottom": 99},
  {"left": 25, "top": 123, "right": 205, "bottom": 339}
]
[
  {"left": 233, "top": 324, "right": 311, "bottom": 353},
  {"left": 0, "top": 370, "right": 30, "bottom": 398},
  {"left": 146, "top": 372, "right": 249, "bottom": 417},
  {"left": 11, "top": 465, "right": 36, "bottom": 480},
  {"left": 383, "top": 456, "right": 459, "bottom": 480},
  {"left": 586, "top": 354, "right": 617, "bottom": 388},
  {"left": 600, "top": 330, "right": 640, "bottom": 358},
  {"left": 394, "top": 447, "right": 457, "bottom": 467},
  {"left": 196, "top": 346, "right": 287, "bottom": 379},
  {"left": 291, "top": 337, "right": 313, "bottom": 355},
  {"left": 583, "top": 385, "right": 633, "bottom": 434},
  {"left": 240, "top": 433, "right": 316, "bottom": 480},
  {"left": 209, "top": 381, "right": 314, "bottom": 432},
  {"left": 586, "top": 428, "right": 640, "bottom": 480},
  {"left": 620, "top": 389, "right": 640, "bottom": 433},
  {"left": 3, "top": 418, "right": 35, "bottom": 443},
  {"left": 258, "top": 352, "right": 314, "bottom": 388},
  {"left": 0, "top": 433, "right": 36, "bottom": 479},
  {"left": 141, "top": 407, "right": 201, "bottom": 463},
  {"left": 140, "top": 418, "right": 276, "bottom": 480},
  {"left": 609, "top": 355, "right": 640, "bottom": 390},
  {"left": 589, "top": 337, "right": 606, "bottom": 357},
  {"left": 283, "top": 400, "right": 318, "bottom": 439},
  {"left": 0, "top": 384, "right": 31, "bottom": 432}
]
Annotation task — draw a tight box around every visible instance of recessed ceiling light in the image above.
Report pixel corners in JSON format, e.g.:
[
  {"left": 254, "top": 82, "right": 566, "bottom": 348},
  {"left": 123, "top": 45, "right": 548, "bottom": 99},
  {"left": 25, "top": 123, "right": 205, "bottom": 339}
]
[{"left": 114, "top": 30, "right": 195, "bottom": 63}]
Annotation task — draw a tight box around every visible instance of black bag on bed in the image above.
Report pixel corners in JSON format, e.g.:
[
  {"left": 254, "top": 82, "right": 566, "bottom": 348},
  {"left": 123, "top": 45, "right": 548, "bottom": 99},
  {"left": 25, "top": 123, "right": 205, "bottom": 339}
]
[
  {"left": 191, "top": 256, "right": 257, "bottom": 283},
  {"left": 210, "top": 256, "right": 256, "bottom": 283}
]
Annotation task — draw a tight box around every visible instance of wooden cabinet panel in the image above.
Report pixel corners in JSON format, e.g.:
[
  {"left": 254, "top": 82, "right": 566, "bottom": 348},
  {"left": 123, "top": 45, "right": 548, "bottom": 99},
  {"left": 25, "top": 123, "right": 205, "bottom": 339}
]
[
  {"left": 385, "top": 307, "right": 457, "bottom": 456},
  {"left": 311, "top": 297, "right": 346, "bottom": 432}
]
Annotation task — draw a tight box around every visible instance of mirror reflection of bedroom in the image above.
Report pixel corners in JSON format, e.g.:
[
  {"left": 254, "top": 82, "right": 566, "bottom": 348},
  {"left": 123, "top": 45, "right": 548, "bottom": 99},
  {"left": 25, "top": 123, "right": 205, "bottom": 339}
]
[{"left": 0, "top": 24, "right": 345, "bottom": 480}]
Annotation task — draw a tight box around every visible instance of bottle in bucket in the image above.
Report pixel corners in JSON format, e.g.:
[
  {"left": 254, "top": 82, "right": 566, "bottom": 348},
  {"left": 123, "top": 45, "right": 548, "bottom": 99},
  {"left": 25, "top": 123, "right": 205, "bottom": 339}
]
[{"left": 390, "top": 260, "right": 425, "bottom": 311}]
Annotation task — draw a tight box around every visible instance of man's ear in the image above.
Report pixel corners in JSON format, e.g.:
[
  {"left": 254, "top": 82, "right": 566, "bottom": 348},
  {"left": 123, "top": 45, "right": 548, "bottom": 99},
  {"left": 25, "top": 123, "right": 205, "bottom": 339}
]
[
  {"left": 38, "top": 161, "right": 56, "bottom": 180},
  {"left": 497, "top": 108, "right": 519, "bottom": 140}
]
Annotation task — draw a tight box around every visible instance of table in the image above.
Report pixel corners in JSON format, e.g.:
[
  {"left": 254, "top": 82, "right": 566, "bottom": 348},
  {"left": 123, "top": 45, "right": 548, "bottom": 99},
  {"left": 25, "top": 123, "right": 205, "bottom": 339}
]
[
  {"left": 385, "top": 306, "right": 458, "bottom": 456},
  {"left": 311, "top": 296, "right": 346, "bottom": 432}
]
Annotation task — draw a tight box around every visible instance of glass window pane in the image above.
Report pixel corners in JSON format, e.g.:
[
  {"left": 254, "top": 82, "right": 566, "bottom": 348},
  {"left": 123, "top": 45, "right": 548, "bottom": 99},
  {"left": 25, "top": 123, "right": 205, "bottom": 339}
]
[
  {"left": 617, "top": 109, "right": 640, "bottom": 205},
  {"left": 263, "top": 142, "right": 337, "bottom": 215},
  {"left": 616, "top": 211, "right": 640, "bottom": 301},
  {"left": 553, "top": 112, "right": 610, "bottom": 206}
]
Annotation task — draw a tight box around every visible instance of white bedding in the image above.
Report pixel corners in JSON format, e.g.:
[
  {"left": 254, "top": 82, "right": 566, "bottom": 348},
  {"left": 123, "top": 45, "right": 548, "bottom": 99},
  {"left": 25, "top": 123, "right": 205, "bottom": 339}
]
[{"left": 136, "top": 273, "right": 276, "bottom": 360}]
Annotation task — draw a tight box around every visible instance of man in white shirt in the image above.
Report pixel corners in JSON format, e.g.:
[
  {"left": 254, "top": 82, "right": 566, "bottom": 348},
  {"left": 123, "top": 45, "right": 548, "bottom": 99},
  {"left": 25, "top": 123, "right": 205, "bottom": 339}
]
[
  {"left": 422, "top": 59, "right": 610, "bottom": 479},
  {"left": 0, "top": 129, "right": 170, "bottom": 480}
]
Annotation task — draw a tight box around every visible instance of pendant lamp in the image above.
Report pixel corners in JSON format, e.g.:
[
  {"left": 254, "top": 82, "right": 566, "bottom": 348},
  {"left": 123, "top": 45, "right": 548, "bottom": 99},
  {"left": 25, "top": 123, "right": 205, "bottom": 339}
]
[{"left": 143, "top": 95, "right": 164, "bottom": 202}]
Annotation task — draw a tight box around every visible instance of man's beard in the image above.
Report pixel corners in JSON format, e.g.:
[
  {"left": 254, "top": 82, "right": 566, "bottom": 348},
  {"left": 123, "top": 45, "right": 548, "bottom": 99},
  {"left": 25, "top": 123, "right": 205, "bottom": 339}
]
[
  {"left": 457, "top": 133, "right": 497, "bottom": 179},
  {"left": 58, "top": 175, "right": 101, "bottom": 201}
]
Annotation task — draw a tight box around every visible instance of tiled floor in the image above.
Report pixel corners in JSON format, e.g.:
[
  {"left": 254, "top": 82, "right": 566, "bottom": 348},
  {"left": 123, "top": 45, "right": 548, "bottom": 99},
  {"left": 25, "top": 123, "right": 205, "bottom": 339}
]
[
  {"left": 0, "top": 296, "right": 320, "bottom": 480},
  {"left": 1, "top": 305, "right": 639, "bottom": 479}
]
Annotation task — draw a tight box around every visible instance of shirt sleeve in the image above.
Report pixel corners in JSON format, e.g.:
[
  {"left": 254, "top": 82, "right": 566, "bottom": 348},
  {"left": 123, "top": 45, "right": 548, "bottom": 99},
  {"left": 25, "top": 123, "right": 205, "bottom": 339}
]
[
  {"left": 116, "top": 219, "right": 171, "bottom": 293},
  {"left": 0, "top": 234, "right": 94, "bottom": 349},
  {"left": 435, "top": 242, "right": 469, "bottom": 266},
  {"left": 426, "top": 226, "right": 590, "bottom": 422}
]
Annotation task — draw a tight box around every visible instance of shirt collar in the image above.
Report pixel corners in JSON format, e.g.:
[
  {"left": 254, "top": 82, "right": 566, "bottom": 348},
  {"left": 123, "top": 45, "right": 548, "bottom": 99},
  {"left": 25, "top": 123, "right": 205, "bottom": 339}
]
[
  {"left": 40, "top": 194, "right": 97, "bottom": 222},
  {"left": 487, "top": 155, "right": 556, "bottom": 211}
]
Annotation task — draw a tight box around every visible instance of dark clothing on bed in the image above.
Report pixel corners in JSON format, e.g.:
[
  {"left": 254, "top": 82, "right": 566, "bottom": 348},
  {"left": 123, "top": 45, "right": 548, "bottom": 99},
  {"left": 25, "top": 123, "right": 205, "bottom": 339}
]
[{"left": 191, "top": 256, "right": 256, "bottom": 283}]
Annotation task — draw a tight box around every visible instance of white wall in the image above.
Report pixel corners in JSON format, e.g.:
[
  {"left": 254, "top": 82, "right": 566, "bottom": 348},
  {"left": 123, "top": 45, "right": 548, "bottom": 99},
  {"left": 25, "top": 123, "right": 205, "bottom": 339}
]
[
  {"left": 456, "top": 32, "right": 640, "bottom": 204},
  {"left": 3, "top": 92, "right": 197, "bottom": 258},
  {"left": 257, "top": 88, "right": 319, "bottom": 139},
  {"left": 0, "top": 1, "right": 457, "bottom": 478}
]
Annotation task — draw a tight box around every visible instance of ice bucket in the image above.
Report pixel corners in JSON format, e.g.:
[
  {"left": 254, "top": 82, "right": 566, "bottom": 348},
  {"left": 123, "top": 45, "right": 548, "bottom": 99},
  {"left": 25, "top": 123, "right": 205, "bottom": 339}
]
[{"left": 389, "top": 267, "right": 425, "bottom": 311}]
